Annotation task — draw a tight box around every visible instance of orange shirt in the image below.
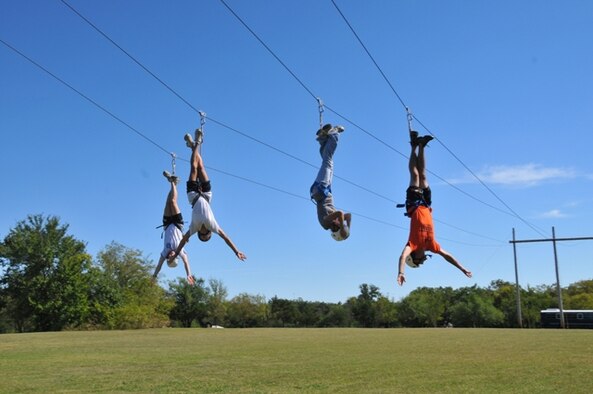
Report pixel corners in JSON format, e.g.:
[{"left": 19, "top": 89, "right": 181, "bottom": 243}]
[{"left": 407, "top": 206, "right": 441, "bottom": 253}]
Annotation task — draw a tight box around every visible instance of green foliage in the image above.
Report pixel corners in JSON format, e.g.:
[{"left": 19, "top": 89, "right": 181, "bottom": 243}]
[
  {"left": 565, "top": 280, "right": 593, "bottom": 309},
  {"left": 449, "top": 286, "right": 504, "bottom": 327},
  {"left": 206, "top": 278, "right": 228, "bottom": 326},
  {"left": 168, "top": 277, "right": 210, "bottom": 327},
  {"left": 2, "top": 215, "right": 593, "bottom": 331},
  {"left": 226, "top": 293, "right": 268, "bottom": 327},
  {"left": 397, "top": 287, "right": 447, "bottom": 327},
  {"left": 93, "top": 242, "right": 172, "bottom": 329},
  {"left": 0, "top": 215, "right": 92, "bottom": 332}
]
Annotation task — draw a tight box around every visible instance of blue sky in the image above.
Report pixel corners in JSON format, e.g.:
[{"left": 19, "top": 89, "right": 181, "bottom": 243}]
[{"left": 1, "top": 0, "right": 592, "bottom": 303}]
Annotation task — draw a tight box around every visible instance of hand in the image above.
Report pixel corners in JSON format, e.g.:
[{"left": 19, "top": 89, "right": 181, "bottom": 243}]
[
  {"left": 397, "top": 272, "right": 406, "bottom": 286},
  {"left": 464, "top": 270, "right": 472, "bottom": 278},
  {"left": 236, "top": 251, "right": 247, "bottom": 261},
  {"left": 187, "top": 275, "right": 196, "bottom": 286}
]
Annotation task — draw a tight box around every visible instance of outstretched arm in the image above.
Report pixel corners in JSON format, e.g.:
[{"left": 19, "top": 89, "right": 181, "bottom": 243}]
[
  {"left": 344, "top": 212, "right": 352, "bottom": 229},
  {"left": 322, "top": 210, "right": 344, "bottom": 229},
  {"left": 437, "top": 248, "right": 472, "bottom": 278},
  {"left": 169, "top": 231, "right": 191, "bottom": 263},
  {"left": 397, "top": 245, "right": 412, "bottom": 286},
  {"left": 179, "top": 252, "right": 195, "bottom": 285},
  {"left": 217, "top": 228, "right": 247, "bottom": 261},
  {"left": 153, "top": 255, "right": 166, "bottom": 281}
]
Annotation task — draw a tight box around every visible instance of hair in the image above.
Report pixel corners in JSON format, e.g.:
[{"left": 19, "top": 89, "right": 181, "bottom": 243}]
[{"left": 198, "top": 230, "right": 212, "bottom": 242}]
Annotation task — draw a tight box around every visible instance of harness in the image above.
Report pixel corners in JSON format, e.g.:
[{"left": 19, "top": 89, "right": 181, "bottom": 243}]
[
  {"left": 156, "top": 214, "right": 184, "bottom": 238},
  {"left": 397, "top": 188, "right": 429, "bottom": 217},
  {"left": 191, "top": 191, "right": 203, "bottom": 208}
]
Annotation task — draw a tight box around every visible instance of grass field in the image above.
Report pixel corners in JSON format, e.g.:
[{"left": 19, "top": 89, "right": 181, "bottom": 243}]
[{"left": 1, "top": 328, "right": 592, "bottom": 393}]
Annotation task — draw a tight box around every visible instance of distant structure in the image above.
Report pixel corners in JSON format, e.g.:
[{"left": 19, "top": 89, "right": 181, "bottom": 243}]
[{"left": 540, "top": 309, "right": 593, "bottom": 329}]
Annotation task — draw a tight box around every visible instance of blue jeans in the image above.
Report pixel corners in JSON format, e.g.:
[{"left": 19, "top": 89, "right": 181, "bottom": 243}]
[{"left": 310, "top": 132, "right": 339, "bottom": 199}]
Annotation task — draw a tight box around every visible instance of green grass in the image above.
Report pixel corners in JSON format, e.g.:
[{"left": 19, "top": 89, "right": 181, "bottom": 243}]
[{"left": 1, "top": 328, "right": 592, "bottom": 393}]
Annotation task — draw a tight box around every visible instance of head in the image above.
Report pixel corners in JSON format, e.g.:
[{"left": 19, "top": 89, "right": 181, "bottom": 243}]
[
  {"left": 166, "top": 251, "right": 178, "bottom": 268},
  {"left": 330, "top": 222, "right": 350, "bottom": 242},
  {"left": 197, "top": 226, "right": 212, "bottom": 242},
  {"left": 407, "top": 250, "right": 429, "bottom": 268}
]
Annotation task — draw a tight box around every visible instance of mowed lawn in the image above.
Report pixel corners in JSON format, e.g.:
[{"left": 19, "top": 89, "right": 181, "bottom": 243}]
[{"left": 1, "top": 328, "right": 592, "bottom": 393}]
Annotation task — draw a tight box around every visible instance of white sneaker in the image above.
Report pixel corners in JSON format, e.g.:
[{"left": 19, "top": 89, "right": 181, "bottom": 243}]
[
  {"left": 184, "top": 133, "right": 195, "bottom": 149},
  {"left": 195, "top": 128, "right": 204, "bottom": 145},
  {"left": 316, "top": 124, "right": 333, "bottom": 140},
  {"left": 163, "top": 171, "right": 178, "bottom": 184}
]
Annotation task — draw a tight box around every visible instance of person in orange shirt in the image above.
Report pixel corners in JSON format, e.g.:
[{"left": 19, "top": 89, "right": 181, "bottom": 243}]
[{"left": 397, "top": 131, "right": 472, "bottom": 286}]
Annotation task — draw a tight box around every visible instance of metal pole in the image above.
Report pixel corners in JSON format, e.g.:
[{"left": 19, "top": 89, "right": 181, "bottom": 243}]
[
  {"left": 512, "top": 228, "right": 523, "bottom": 328},
  {"left": 552, "top": 226, "right": 565, "bottom": 328}
]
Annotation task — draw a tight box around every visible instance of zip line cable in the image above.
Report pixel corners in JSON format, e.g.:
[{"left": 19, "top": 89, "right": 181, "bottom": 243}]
[
  {"left": 0, "top": 38, "right": 416, "bottom": 237},
  {"left": 207, "top": 117, "right": 398, "bottom": 204},
  {"left": 324, "top": 106, "right": 523, "bottom": 218},
  {"left": 58, "top": 0, "right": 396, "bottom": 205},
  {"left": 329, "top": 0, "right": 548, "bottom": 238},
  {"left": 59, "top": 0, "right": 198, "bottom": 114},
  {"left": 214, "top": 0, "right": 532, "bottom": 227},
  {"left": 0, "top": 39, "right": 170, "bottom": 156},
  {"left": 52, "top": 2, "right": 508, "bottom": 244},
  {"left": 217, "top": 0, "right": 317, "bottom": 101},
  {"left": 329, "top": 0, "right": 406, "bottom": 110},
  {"left": 58, "top": 0, "right": 500, "bottom": 215},
  {"left": 413, "top": 116, "right": 548, "bottom": 237}
]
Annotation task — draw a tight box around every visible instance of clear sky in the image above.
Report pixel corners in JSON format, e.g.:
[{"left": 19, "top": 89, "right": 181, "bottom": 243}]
[{"left": 1, "top": 0, "right": 592, "bottom": 303}]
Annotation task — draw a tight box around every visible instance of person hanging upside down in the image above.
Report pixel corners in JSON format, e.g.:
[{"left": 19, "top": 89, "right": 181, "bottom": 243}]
[
  {"left": 168, "top": 130, "right": 247, "bottom": 267},
  {"left": 397, "top": 131, "right": 472, "bottom": 286},
  {"left": 153, "top": 171, "right": 194, "bottom": 285},
  {"left": 310, "top": 123, "right": 351, "bottom": 241}
]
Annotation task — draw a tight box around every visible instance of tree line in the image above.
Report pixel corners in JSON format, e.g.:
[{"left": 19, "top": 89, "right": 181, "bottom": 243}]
[{"left": 1, "top": 215, "right": 591, "bottom": 333}]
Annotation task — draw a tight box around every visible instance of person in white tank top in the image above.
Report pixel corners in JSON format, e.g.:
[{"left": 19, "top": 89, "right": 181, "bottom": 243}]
[{"left": 168, "top": 130, "right": 247, "bottom": 270}]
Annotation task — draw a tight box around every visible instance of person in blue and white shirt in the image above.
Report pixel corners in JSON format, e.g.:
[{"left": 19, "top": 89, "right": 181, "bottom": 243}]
[{"left": 152, "top": 171, "right": 194, "bottom": 285}]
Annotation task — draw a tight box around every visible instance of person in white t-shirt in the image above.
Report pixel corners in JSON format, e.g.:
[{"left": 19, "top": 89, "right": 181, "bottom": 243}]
[
  {"left": 168, "top": 130, "right": 247, "bottom": 267},
  {"left": 152, "top": 171, "right": 194, "bottom": 285}
]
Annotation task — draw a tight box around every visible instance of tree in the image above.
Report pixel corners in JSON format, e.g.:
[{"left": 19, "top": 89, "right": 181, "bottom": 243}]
[
  {"left": 449, "top": 286, "right": 504, "bottom": 327},
  {"left": 374, "top": 296, "right": 399, "bottom": 328},
  {"left": 168, "top": 277, "right": 210, "bottom": 327},
  {"left": 0, "top": 215, "right": 93, "bottom": 332},
  {"left": 206, "top": 278, "right": 228, "bottom": 326},
  {"left": 268, "top": 296, "right": 300, "bottom": 327},
  {"left": 94, "top": 242, "right": 171, "bottom": 329},
  {"left": 227, "top": 293, "right": 268, "bottom": 327},
  {"left": 349, "top": 283, "right": 381, "bottom": 327},
  {"left": 397, "top": 287, "right": 446, "bottom": 327},
  {"left": 490, "top": 280, "right": 522, "bottom": 328},
  {"left": 565, "top": 280, "right": 593, "bottom": 309}
]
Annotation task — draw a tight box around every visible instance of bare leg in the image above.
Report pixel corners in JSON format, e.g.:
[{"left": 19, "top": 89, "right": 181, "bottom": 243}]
[
  {"left": 409, "top": 145, "right": 420, "bottom": 188},
  {"left": 190, "top": 145, "right": 209, "bottom": 184},
  {"left": 417, "top": 144, "right": 429, "bottom": 189},
  {"left": 163, "top": 181, "right": 181, "bottom": 217}
]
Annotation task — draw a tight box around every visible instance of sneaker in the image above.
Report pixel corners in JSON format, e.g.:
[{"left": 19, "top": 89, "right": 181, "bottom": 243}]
[
  {"left": 163, "top": 171, "right": 178, "bottom": 184},
  {"left": 195, "top": 128, "right": 204, "bottom": 146},
  {"left": 334, "top": 125, "right": 345, "bottom": 133},
  {"left": 316, "top": 123, "right": 333, "bottom": 139},
  {"left": 184, "top": 133, "right": 195, "bottom": 149},
  {"left": 417, "top": 135, "right": 434, "bottom": 147},
  {"left": 409, "top": 130, "right": 419, "bottom": 146}
]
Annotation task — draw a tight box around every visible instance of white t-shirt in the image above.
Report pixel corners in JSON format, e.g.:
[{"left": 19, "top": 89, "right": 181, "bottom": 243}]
[
  {"left": 187, "top": 191, "right": 221, "bottom": 236},
  {"left": 160, "top": 224, "right": 188, "bottom": 259}
]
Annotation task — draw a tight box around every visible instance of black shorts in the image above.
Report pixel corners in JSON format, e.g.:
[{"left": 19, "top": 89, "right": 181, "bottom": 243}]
[
  {"left": 163, "top": 213, "right": 184, "bottom": 227},
  {"left": 406, "top": 186, "right": 432, "bottom": 207},
  {"left": 186, "top": 180, "right": 211, "bottom": 194}
]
